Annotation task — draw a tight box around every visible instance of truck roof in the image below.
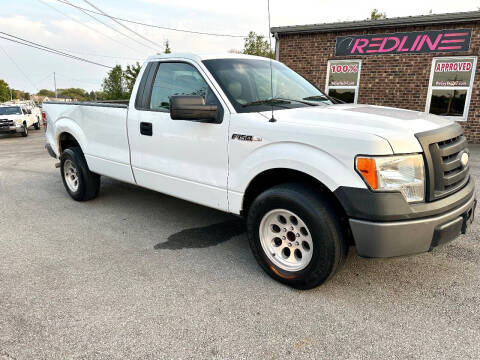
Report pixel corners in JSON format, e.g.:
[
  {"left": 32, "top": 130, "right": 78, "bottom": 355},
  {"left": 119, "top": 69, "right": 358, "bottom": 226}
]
[{"left": 145, "top": 52, "right": 273, "bottom": 63}]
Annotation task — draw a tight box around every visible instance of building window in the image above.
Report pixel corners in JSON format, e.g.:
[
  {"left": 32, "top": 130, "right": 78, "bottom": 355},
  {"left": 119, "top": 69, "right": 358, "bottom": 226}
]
[
  {"left": 325, "top": 60, "right": 361, "bottom": 103},
  {"left": 426, "top": 57, "right": 477, "bottom": 120}
]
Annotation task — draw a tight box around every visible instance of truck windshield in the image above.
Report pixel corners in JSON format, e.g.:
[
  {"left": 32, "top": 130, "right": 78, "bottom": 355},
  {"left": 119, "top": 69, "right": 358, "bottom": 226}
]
[
  {"left": 0, "top": 106, "right": 22, "bottom": 115},
  {"left": 203, "top": 58, "right": 332, "bottom": 113}
]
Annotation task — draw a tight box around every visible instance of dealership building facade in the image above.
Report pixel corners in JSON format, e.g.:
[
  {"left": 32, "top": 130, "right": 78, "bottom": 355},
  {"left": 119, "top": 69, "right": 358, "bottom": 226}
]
[{"left": 272, "top": 11, "right": 480, "bottom": 142}]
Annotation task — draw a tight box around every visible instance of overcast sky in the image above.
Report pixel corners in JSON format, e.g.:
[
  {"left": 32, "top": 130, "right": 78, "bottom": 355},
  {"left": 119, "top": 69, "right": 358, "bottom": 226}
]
[{"left": 0, "top": 0, "right": 478, "bottom": 93}]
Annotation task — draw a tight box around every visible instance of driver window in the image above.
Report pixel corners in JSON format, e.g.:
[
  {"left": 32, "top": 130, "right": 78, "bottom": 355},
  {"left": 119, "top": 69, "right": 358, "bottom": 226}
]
[{"left": 149, "top": 62, "right": 217, "bottom": 112}]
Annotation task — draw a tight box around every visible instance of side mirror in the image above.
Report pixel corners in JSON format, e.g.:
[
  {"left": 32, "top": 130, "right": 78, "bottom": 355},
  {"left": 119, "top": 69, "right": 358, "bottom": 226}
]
[{"left": 170, "top": 96, "right": 218, "bottom": 123}]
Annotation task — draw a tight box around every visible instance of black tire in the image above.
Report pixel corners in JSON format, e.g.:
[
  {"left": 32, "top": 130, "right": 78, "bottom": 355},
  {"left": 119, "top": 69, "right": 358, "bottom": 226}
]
[
  {"left": 60, "top": 147, "right": 100, "bottom": 201},
  {"left": 21, "top": 124, "right": 28, "bottom": 137},
  {"left": 246, "top": 183, "right": 348, "bottom": 290},
  {"left": 34, "top": 119, "right": 40, "bottom": 130}
]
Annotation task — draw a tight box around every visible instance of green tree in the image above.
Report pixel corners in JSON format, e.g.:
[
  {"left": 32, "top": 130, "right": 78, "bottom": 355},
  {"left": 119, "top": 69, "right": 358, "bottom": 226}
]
[
  {"left": 38, "top": 89, "right": 55, "bottom": 97},
  {"left": 164, "top": 40, "right": 171, "bottom": 54},
  {"left": 241, "top": 31, "right": 274, "bottom": 58},
  {"left": 124, "top": 62, "right": 141, "bottom": 95},
  {"left": 370, "top": 9, "right": 387, "bottom": 20},
  {"left": 102, "top": 65, "right": 128, "bottom": 100},
  {"left": 0, "top": 80, "right": 11, "bottom": 102},
  {"left": 58, "top": 88, "right": 89, "bottom": 101},
  {"left": 13, "top": 90, "right": 30, "bottom": 100}
]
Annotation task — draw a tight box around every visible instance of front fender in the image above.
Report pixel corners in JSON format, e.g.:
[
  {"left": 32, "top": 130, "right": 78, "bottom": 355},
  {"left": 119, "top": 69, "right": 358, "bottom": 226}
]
[{"left": 228, "top": 142, "right": 370, "bottom": 214}]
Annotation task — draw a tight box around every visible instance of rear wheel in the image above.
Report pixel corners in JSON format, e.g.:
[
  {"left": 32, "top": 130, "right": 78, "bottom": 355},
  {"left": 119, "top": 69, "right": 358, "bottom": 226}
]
[
  {"left": 34, "top": 118, "right": 40, "bottom": 130},
  {"left": 247, "top": 183, "right": 348, "bottom": 289},
  {"left": 60, "top": 147, "right": 100, "bottom": 201}
]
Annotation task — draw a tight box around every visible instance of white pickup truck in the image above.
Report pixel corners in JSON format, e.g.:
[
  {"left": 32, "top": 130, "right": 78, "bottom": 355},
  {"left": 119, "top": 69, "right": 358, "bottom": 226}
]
[
  {"left": 44, "top": 53, "right": 476, "bottom": 289},
  {"left": 0, "top": 104, "right": 41, "bottom": 137}
]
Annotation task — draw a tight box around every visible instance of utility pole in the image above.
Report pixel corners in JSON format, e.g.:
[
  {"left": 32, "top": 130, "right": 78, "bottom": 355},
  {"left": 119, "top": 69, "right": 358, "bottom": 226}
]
[
  {"left": 54, "top": 72, "right": 57, "bottom": 99},
  {"left": 9, "top": 87, "right": 12, "bottom": 101}
]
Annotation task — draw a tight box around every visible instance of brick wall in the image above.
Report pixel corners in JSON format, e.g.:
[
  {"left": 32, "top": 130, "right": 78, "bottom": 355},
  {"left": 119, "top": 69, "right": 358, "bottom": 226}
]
[{"left": 277, "top": 22, "right": 480, "bottom": 142}]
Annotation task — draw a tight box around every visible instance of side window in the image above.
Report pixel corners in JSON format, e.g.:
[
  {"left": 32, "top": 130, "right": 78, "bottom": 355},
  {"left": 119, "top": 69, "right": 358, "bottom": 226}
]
[{"left": 149, "top": 62, "right": 216, "bottom": 112}]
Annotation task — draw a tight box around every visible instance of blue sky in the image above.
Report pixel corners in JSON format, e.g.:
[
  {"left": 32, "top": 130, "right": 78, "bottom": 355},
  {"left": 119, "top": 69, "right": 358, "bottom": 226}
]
[{"left": 0, "top": 0, "right": 478, "bottom": 93}]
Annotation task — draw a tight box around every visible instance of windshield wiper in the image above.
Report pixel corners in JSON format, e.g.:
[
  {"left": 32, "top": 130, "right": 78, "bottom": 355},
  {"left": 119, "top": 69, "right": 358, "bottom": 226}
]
[
  {"left": 302, "top": 95, "right": 330, "bottom": 102},
  {"left": 242, "top": 98, "right": 291, "bottom": 107},
  {"left": 242, "top": 97, "right": 320, "bottom": 108}
]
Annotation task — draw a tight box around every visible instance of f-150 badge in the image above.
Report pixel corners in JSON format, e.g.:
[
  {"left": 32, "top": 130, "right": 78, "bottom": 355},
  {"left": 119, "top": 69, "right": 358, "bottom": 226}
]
[{"left": 232, "top": 134, "right": 262, "bottom": 142}]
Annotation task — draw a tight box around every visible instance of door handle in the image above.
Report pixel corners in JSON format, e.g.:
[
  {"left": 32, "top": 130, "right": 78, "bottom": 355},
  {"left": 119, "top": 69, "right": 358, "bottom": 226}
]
[{"left": 140, "top": 122, "right": 152, "bottom": 136}]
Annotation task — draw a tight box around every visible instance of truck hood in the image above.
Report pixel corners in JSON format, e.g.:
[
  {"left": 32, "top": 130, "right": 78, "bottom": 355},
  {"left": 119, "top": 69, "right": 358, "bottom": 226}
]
[
  {"left": 265, "top": 104, "right": 454, "bottom": 153},
  {"left": 0, "top": 114, "right": 23, "bottom": 121}
]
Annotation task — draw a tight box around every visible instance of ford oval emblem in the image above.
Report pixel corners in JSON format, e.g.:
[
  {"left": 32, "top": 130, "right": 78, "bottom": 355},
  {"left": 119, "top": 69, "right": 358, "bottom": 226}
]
[{"left": 460, "top": 152, "right": 469, "bottom": 168}]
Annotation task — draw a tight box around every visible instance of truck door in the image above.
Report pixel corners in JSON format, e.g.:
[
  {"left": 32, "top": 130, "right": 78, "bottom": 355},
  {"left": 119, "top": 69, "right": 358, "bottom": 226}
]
[{"left": 127, "top": 60, "right": 230, "bottom": 211}]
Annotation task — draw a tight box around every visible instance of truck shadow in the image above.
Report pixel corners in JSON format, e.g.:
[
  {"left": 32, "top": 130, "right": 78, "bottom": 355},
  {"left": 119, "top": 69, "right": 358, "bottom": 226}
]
[{"left": 154, "top": 218, "right": 245, "bottom": 250}]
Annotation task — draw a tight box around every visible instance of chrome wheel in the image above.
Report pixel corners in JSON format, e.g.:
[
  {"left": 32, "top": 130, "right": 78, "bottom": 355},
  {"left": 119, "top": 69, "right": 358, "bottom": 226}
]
[
  {"left": 259, "top": 209, "right": 313, "bottom": 272},
  {"left": 64, "top": 159, "right": 79, "bottom": 192}
]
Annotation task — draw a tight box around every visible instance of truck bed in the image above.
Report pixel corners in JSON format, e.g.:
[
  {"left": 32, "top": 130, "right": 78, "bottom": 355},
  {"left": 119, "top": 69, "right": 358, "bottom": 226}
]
[
  {"left": 43, "top": 100, "right": 129, "bottom": 108},
  {"left": 43, "top": 100, "right": 134, "bottom": 184}
]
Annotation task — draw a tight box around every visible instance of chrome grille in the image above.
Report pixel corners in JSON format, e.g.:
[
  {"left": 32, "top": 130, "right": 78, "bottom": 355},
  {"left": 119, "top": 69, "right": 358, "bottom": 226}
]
[{"left": 0, "top": 119, "right": 14, "bottom": 127}]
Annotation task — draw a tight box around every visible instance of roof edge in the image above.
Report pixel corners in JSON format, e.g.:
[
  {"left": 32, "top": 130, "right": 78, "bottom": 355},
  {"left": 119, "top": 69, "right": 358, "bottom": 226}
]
[{"left": 271, "top": 11, "right": 480, "bottom": 35}]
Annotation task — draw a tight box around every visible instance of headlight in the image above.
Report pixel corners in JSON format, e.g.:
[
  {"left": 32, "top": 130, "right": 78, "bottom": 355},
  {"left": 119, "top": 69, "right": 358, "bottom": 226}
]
[
  {"left": 15, "top": 119, "right": 23, "bottom": 125},
  {"left": 356, "top": 154, "right": 425, "bottom": 203}
]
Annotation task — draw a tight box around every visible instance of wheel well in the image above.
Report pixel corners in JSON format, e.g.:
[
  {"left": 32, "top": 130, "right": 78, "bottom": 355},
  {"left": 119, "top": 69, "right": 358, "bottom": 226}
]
[
  {"left": 58, "top": 132, "right": 80, "bottom": 154},
  {"left": 241, "top": 168, "right": 353, "bottom": 244}
]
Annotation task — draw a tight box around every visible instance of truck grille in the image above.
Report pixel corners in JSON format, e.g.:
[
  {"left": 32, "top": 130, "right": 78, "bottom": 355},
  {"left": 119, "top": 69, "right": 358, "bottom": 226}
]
[
  {"left": 0, "top": 119, "right": 14, "bottom": 128},
  {"left": 415, "top": 123, "right": 470, "bottom": 202}
]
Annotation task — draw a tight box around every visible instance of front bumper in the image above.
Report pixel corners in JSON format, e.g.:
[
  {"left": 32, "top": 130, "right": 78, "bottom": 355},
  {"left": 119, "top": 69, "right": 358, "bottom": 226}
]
[
  {"left": 0, "top": 125, "right": 23, "bottom": 134},
  {"left": 349, "top": 193, "right": 476, "bottom": 258}
]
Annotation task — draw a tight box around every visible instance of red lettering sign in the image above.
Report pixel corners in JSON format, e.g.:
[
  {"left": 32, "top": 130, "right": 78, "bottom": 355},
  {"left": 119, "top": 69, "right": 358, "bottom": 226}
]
[{"left": 434, "top": 62, "right": 473, "bottom": 72}]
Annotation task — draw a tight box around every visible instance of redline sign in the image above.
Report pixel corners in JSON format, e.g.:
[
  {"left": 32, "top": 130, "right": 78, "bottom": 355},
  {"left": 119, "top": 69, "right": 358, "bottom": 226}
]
[{"left": 335, "top": 29, "right": 471, "bottom": 56}]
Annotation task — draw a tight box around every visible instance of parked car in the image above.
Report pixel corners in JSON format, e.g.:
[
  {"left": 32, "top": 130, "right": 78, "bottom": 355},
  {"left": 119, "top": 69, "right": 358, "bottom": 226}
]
[
  {"left": 43, "top": 53, "right": 476, "bottom": 289},
  {"left": 0, "top": 104, "right": 40, "bottom": 137}
]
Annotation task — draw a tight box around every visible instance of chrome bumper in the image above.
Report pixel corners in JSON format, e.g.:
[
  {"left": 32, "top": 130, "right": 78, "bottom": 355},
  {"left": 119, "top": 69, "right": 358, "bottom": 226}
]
[{"left": 0, "top": 125, "right": 23, "bottom": 134}]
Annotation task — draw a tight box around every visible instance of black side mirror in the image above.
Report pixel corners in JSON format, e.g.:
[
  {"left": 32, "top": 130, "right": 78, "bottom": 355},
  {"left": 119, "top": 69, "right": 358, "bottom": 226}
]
[{"left": 170, "top": 96, "right": 218, "bottom": 123}]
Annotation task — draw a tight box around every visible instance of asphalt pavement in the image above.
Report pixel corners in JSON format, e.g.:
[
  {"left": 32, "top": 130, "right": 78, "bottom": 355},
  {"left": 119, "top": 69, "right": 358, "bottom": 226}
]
[{"left": 1, "top": 130, "right": 479, "bottom": 359}]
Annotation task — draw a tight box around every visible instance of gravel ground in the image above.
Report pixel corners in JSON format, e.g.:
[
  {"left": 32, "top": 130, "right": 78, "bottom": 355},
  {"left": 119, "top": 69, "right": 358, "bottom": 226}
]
[{"left": 0, "top": 130, "right": 479, "bottom": 359}]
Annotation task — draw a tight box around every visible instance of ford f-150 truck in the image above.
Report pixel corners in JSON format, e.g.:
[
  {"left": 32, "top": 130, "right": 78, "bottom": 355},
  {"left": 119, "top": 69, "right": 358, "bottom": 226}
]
[{"left": 43, "top": 53, "right": 476, "bottom": 289}]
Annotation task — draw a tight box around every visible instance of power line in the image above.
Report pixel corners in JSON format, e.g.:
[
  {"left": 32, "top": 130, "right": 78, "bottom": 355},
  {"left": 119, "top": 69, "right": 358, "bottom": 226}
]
[
  {"left": 54, "top": 0, "right": 247, "bottom": 38},
  {"left": 0, "top": 46, "right": 39, "bottom": 92},
  {"left": 81, "top": 0, "right": 162, "bottom": 49},
  {"left": 0, "top": 32, "right": 113, "bottom": 69},
  {"left": 57, "top": 48, "right": 144, "bottom": 61},
  {"left": 37, "top": 0, "right": 145, "bottom": 55},
  {"left": 59, "top": 0, "right": 158, "bottom": 52}
]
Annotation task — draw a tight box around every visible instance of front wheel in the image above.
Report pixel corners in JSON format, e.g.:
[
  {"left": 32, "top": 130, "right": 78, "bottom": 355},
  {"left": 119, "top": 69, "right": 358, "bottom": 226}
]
[
  {"left": 60, "top": 147, "right": 100, "bottom": 201},
  {"left": 21, "top": 124, "right": 28, "bottom": 137},
  {"left": 246, "top": 183, "right": 348, "bottom": 289}
]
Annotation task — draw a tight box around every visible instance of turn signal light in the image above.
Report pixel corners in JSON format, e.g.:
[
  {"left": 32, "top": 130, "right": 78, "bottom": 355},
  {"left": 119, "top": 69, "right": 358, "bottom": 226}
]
[{"left": 356, "top": 157, "right": 378, "bottom": 189}]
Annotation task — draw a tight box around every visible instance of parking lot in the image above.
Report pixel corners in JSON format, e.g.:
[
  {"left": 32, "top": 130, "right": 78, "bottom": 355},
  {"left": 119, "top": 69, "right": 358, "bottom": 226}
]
[{"left": 0, "top": 130, "right": 479, "bottom": 359}]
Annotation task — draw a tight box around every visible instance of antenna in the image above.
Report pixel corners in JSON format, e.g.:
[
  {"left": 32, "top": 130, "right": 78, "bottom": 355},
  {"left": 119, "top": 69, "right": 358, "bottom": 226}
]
[{"left": 267, "top": 0, "right": 276, "bottom": 122}]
